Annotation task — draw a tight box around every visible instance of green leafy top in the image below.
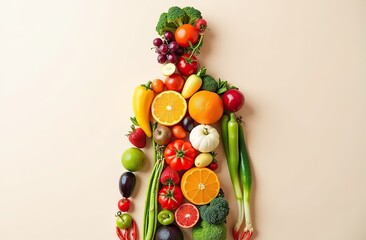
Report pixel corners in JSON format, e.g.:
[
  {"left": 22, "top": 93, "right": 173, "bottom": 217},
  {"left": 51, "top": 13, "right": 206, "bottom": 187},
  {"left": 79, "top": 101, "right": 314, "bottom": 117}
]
[{"left": 155, "top": 6, "right": 203, "bottom": 36}]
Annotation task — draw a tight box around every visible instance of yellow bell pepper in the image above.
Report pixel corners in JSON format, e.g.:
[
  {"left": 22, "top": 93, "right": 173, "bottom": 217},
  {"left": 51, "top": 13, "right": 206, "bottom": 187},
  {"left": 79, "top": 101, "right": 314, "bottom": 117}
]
[
  {"left": 132, "top": 81, "right": 154, "bottom": 137},
  {"left": 181, "top": 67, "right": 206, "bottom": 99}
]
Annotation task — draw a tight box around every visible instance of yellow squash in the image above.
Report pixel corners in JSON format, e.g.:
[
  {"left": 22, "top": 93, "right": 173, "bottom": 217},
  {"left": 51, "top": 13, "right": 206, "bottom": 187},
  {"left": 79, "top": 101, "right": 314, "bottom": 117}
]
[{"left": 132, "top": 81, "right": 154, "bottom": 137}]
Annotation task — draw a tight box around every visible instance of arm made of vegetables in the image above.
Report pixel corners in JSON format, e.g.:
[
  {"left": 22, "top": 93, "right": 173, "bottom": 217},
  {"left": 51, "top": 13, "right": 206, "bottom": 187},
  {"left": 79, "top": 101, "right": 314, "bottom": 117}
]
[{"left": 132, "top": 81, "right": 154, "bottom": 137}]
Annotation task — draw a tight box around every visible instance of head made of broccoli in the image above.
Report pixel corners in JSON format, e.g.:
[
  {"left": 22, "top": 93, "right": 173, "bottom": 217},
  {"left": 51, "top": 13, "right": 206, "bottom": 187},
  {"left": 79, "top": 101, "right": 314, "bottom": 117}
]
[
  {"left": 199, "top": 197, "right": 230, "bottom": 225},
  {"left": 155, "top": 6, "right": 204, "bottom": 36},
  {"left": 192, "top": 220, "right": 227, "bottom": 240}
]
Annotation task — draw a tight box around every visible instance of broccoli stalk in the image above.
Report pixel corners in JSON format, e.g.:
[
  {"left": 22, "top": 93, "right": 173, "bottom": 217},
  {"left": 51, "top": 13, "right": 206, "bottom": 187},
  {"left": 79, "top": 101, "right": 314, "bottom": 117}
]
[{"left": 199, "top": 197, "right": 230, "bottom": 225}]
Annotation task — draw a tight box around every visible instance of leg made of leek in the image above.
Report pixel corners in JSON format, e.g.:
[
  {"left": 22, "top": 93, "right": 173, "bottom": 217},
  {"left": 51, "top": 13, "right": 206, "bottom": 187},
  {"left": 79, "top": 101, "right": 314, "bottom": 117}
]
[
  {"left": 238, "top": 123, "right": 254, "bottom": 240},
  {"left": 227, "top": 113, "right": 244, "bottom": 240}
]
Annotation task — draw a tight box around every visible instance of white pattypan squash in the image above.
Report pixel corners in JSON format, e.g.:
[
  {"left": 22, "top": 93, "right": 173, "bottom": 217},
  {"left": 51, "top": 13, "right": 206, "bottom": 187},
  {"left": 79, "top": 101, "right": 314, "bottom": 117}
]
[{"left": 189, "top": 124, "right": 220, "bottom": 152}]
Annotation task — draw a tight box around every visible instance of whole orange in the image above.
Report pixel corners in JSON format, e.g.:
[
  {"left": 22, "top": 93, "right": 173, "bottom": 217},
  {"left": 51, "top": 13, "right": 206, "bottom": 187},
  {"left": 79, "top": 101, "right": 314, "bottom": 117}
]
[{"left": 188, "top": 90, "right": 224, "bottom": 124}]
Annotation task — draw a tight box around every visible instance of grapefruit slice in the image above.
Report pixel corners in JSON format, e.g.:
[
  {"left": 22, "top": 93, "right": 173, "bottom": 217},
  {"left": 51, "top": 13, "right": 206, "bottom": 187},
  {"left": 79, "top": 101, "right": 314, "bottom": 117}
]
[{"left": 174, "top": 203, "right": 199, "bottom": 228}]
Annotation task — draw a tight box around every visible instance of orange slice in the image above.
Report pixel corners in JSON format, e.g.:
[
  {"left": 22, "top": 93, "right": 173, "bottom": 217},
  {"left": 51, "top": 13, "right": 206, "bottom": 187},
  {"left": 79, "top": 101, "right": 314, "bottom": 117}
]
[
  {"left": 151, "top": 90, "right": 187, "bottom": 126},
  {"left": 181, "top": 167, "right": 220, "bottom": 205}
]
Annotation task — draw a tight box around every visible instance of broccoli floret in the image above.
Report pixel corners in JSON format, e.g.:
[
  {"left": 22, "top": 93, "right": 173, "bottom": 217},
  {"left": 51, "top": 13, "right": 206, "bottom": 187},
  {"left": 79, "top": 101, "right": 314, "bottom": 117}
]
[
  {"left": 200, "top": 75, "right": 218, "bottom": 92},
  {"left": 199, "top": 197, "right": 230, "bottom": 225},
  {"left": 167, "top": 6, "right": 186, "bottom": 27},
  {"left": 156, "top": 12, "right": 177, "bottom": 36},
  {"left": 192, "top": 220, "right": 227, "bottom": 240},
  {"left": 182, "top": 6, "right": 202, "bottom": 25}
]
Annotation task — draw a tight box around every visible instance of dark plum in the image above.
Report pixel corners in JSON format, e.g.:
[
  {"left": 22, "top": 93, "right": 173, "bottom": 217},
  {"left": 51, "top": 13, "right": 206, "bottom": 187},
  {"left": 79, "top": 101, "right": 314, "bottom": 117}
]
[
  {"left": 119, "top": 172, "right": 136, "bottom": 198},
  {"left": 154, "top": 224, "right": 183, "bottom": 240},
  {"left": 182, "top": 116, "right": 195, "bottom": 132}
]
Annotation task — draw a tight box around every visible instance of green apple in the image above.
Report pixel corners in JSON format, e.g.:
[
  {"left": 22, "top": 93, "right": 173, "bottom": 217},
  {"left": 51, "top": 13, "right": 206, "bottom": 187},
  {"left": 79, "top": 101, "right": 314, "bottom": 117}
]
[{"left": 121, "top": 147, "right": 145, "bottom": 171}]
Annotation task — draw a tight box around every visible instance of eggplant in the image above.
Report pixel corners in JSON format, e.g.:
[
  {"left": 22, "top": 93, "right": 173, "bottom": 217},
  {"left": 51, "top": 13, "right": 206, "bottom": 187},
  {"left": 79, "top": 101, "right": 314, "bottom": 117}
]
[{"left": 119, "top": 172, "right": 136, "bottom": 198}]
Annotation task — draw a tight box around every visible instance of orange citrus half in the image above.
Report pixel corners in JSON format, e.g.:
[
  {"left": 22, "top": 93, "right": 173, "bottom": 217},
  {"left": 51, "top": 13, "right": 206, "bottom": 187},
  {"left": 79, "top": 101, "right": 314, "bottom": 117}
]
[
  {"left": 181, "top": 167, "right": 220, "bottom": 205},
  {"left": 151, "top": 90, "right": 187, "bottom": 126}
]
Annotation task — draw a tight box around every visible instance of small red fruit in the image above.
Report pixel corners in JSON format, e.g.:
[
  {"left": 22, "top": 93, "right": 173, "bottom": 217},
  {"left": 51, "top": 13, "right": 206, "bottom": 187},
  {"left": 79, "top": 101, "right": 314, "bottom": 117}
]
[
  {"left": 222, "top": 89, "right": 245, "bottom": 112},
  {"left": 118, "top": 198, "right": 131, "bottom": 212},
  {"left": 160, "top": 166, "right": 180, "bottom": 186},
  {"left": 195, "top": 18, "right": 208, "bottom": 32},
  {"left": 126, "top": 125, "right": 146, "bottom": 148},
  {"left": 208, "top": 162, "right": 218, "bottom": 171}
]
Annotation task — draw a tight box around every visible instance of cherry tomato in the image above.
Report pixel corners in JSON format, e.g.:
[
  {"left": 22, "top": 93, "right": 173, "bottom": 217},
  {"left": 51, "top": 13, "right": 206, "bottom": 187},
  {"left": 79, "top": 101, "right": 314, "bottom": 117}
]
[
  {"left": 195, "top": 18, "right": 208, "bottom": 32},
  {"left": 165, "top": 73, "right": 185, "bottom": 92},
  {"left": 158, "top": 185, "right": 183, "bottom": 210},
  {"left": 118, "top": 198, "right": 131, "bottom": 212},
  {"left": 177, "top": 54, "right": 199, "bottom": 77},
  {"left": 222, "top": 89, "right": 245, "bottom": 112},
  {"left": 151, "top": 79, "right": 165, "bottom": 93},
  {"left": 172, "top": 125, "right": 187, "bottom": 139},
  {"left": 175, "top": 24, "right": 199, "bottom": 48},
  {"left": 209, "top": 162, "right": 218, "bottom": 171}
]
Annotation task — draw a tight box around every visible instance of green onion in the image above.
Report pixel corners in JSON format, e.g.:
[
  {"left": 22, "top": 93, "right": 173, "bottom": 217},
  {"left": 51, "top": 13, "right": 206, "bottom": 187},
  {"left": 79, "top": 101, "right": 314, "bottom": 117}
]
[
  {"left": 221, "top": 113, "right": 244, "bottom": 240},
  {"left": 238, "top": 122, "right": 254, "bottom": 239}
]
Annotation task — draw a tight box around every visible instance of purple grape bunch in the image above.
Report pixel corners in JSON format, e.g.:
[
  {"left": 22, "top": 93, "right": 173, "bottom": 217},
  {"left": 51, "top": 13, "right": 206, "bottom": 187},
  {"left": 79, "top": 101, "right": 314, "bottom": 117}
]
[{"left": 153, "top": 31, "right": 184, "bottom": 64}]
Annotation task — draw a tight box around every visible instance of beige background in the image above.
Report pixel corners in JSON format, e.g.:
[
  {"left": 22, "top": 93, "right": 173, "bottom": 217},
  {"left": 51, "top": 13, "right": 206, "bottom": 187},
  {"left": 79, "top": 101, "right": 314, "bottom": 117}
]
[{"left": 1, "top": 0, "right": 365, "bottom": 239}]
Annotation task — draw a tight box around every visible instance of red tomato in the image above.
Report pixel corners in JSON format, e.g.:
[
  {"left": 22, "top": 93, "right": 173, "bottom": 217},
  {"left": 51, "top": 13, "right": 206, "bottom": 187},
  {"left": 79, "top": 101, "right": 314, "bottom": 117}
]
[
  {"left": 151, "top": 79, "right": 165, "bottom": 93},
  {"left": 164, "top": 140, "right": 196, "bottom": 170},
  {"left": 172, "top": 125, "right": 187, "bottom": 139},
  {"left": 165, "top": 74, "right": 185, "bottom": 92},
  {"left": 158, "top": 185, "right": 183, "bottom": 210},
  {"left": 177, "top": 54, "right": 199, "bottom": 77},
  {"left": 196, "top": 18, "right": 208, "bottom": 32},
  {"left": 118, "top": 198, "right": 131, "bottom": 212},
  {"left": 208, "top": 162, "right": 218, "bottom": 171},
  {"left": 222, "top": 89, "right": 245, "bottom": 112},
  {"left": 175, "top": 24, "right": 199, "bottom": 48}
]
